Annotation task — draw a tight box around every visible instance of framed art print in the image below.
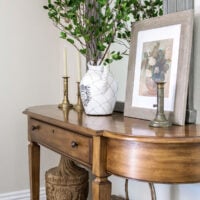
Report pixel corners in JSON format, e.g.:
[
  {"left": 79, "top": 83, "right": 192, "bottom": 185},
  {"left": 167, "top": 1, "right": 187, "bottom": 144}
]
[{"left": 124, "top": 10, "right": 193, "bottom": 125}]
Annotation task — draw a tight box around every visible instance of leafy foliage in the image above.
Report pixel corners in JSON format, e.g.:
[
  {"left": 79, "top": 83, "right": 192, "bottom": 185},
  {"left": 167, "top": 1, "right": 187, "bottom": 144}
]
[{"left": 44, "top": 0, "right": 163, "bottom": 65}]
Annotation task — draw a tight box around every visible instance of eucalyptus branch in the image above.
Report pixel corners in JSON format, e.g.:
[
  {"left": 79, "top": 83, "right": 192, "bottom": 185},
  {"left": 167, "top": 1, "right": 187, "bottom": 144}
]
[
  {"left": 59, "top": 2, "right": 66, "bottom": 11},
  {"left": 121, "top": 49, "right": 129, "bottom": 55},
  {"left": 99, "top": 41, "right": 112, "bottom": 65},
  {"left": 44, "top": 0, "right": 163, "bottom": 65},
  {"left": 77, "top": 3, "right": 85, "bottom": 29},
  {"left": 53, "top": 22, "right": 86, "bottom": 52},
  {"left": 114, "top": 39, "right": 130, "bottom": 49},
  {"left": 59, "top": 22, "right": 86, "bottom": 48}
]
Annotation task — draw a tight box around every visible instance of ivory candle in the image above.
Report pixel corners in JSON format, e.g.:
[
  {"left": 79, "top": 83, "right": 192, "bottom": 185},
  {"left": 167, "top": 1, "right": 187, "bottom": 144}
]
[
  {"left": 77, "top": 52, "right": 81, "bottom": 82},
  {"left": 63, "top": 47, "right": 67, "bottom": 77}
]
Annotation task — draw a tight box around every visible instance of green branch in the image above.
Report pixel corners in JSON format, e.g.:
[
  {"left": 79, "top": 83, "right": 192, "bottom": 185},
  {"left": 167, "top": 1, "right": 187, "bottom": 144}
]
[{"left": 44, "top": 0, "right": 163, "bottom": 65}]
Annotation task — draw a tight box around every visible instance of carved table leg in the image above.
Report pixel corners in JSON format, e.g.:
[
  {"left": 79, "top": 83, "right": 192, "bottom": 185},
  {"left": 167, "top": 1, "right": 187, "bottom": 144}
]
[
  {"left": 92, "top": 177, "right": 111, "bottom": 200},
  {"left": 92, "top": 136, "right": 112, "bottom": 200},
  {"left": 45, "top": 156, "right": 88, "bottom": 200},
  {"left": 28, "top": 142, "right": 40, "bottom": 200}
]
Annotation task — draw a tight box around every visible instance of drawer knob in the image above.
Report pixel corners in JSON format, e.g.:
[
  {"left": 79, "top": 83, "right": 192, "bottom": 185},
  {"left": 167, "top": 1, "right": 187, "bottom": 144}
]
[
  {"left": 71, "top": 141, "right": 78, "bottom": 148},
  {"left": 32, "top": 125, "right": 40, "bottom": 131}
]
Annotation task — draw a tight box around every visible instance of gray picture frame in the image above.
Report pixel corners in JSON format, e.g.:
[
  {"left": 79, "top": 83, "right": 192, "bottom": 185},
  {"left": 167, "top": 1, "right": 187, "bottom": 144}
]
[{"left": 124, "top": 10, "right": 193, "bottom": 125}]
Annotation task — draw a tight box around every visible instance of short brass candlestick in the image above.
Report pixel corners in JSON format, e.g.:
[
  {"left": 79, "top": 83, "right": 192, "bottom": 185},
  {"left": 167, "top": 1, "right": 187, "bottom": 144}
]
[
  {"left": 149, "top": 81, "right": 171, "bottom": 127},
  {"left": 58, "top": 77, "right": 73, "bottom": 110},
  {"left": 77, "top": 111, "right": 83, "bottom": 125},
  {"left": 73, "top": 82, "right": 84, "bottom": 112}
]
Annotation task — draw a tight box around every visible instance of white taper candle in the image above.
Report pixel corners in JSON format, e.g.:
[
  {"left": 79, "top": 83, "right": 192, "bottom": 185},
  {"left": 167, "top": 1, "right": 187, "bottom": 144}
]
[
  {"left": 63, "top": 47, "right": 67, "bottom": 77},
  {"left": 77, "top": 52, "right": 81, "bottom": 82}
]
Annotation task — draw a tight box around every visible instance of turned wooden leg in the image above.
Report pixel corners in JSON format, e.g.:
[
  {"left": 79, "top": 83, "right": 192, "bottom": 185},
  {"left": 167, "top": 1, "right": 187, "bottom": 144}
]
[
  {"left": 92, "top": 177, "right": 111, "bottom": 200},
  {"left": 92, "top": 136, "right": 111, "bottom": 200},
  {"left": 29, "top": 142, "right": 40, "bottom": 200}
]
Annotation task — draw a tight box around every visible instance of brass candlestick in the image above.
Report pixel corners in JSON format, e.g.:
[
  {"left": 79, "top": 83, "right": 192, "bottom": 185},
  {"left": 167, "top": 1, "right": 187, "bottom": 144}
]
[
  {"left": 73, "top": 82, "right": 84, "bottom": 112},
  {"left": 149, "top": 81, "right": 171, "bottom": 127},
  {"left": 58, "top": 77, "right": 73, "bottom": 110},
  {"left": 62, "top": 108, "right": 70, "bottom": 122},
  {"left": 77, "top": 111, "right": 83, "bottom": 125}
]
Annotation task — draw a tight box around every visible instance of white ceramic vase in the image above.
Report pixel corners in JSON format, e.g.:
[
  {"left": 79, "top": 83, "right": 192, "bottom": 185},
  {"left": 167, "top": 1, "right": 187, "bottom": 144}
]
[{"left": 80, "top": 63, "right": 117, "bottom": 115}]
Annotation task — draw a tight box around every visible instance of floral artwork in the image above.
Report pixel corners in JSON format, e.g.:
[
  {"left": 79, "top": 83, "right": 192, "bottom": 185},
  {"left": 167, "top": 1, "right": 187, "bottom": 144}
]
[
  {"left": 139, "top": 39, "right": 173, "bottom": 97},
  {"left": 125, "top": 10, "right": 193, "bottom": 125}
]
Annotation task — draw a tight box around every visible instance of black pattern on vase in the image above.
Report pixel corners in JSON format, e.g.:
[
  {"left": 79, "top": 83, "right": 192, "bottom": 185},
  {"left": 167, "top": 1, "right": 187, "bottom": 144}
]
[{"left": 80, "top": 85, "right": 91, "bottom": 107}]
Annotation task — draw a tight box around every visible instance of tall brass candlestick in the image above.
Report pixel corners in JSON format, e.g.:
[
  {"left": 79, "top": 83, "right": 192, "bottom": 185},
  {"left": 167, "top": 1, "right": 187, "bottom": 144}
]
[
  {"left": 73, "top": 82, "right": 84, "bottom": 112},
  {"left": 149, "top": 81, "right": 171, "bottom": 127},
  {"left": 58, "top": 77, "right": 73, "bottom": 110}
]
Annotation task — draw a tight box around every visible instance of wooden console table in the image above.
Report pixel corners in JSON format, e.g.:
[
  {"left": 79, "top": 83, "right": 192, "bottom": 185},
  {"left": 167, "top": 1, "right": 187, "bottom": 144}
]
[{"left": 24, "top": 105, "right": 200, "bottom": 200}]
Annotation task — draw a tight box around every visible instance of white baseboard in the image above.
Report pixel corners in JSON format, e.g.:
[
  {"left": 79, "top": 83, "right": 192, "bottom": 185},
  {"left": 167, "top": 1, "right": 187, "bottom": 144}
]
[{"left": 0, "top": 187, "right": 46, "bottom": 200}]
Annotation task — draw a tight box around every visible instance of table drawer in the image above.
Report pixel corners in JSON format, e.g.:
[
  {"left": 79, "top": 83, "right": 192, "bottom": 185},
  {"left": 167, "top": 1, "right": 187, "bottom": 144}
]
[{"left": 29, "top": 119, "right": 92, "bottom": 165}]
